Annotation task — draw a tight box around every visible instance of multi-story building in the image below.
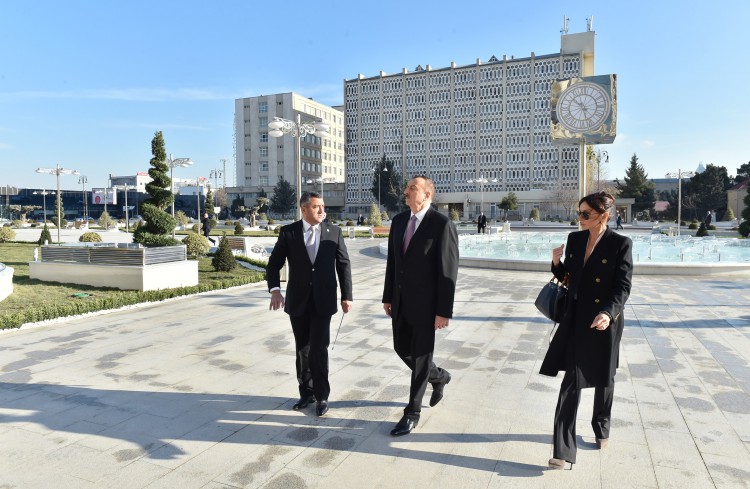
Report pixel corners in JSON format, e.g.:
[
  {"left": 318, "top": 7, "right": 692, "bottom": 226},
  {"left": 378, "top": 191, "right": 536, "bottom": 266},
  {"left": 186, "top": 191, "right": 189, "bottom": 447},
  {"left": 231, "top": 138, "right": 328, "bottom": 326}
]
[
  {"left": 231, "top": 93, "right": 346, "bottom": 214},
  {"left": 344, "top": 30, "right": 596, "bottom": 219}
]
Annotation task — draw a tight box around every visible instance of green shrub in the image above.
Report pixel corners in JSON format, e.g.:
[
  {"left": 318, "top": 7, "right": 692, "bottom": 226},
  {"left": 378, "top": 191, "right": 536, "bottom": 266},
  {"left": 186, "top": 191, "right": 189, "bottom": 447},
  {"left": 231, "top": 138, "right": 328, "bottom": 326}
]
[
  {"left": 688, "top": 222, "right": 698, "bottom": 230},
  {"left": 708, "top": 224, "right": 716, "bottom": 230},
  {"left": 79, "top": 232, "right": 103, "bottom": 242},
  {"left": 449, "top": 209, "right": 460, "bottom": 221},
  {"left": 225, "top": 220, "right": 233, "bottom": 226},
  {"left": 381, "top": 210, "right": 389, "bottom": 221},
  {"left": 696, "top": 222, "right": 709, "bottom": 237},
  {"left": 182, "top": 233, "right": 210, "bottom": 257},
  {"left": 259, "top": 213, "right": 268, "bottom": 221},
  {"left": 191, "top": 223, "right": 199, "bottom": 233},
  {"left": 234, "top": 222, "right": 244, "bottom": 235},
  {"left": 529, "top": 208, "right": 540, "bottom": 220},
  {"left": 135, "top": 233, "right": 182, "bottom": 247},
  {"left": 98, "top": 211, "right": 115, "bottom": 230},
  {"left": 38, "top": 224, "right": 52, "bottom": 245},
  {"left": 724, "top": 207, "right": 735, "bottom": 221},
  {"left": 274, "top": 226, "right": 281, "bottom": 235},
  {"left": 369, "top": 203, "right": 382, "bottom": 227},
  {"left": 680, "top": 221, "right": 687, "bottom": 227},
  {"left": 740, "top": 221, "right": 750, "bottom": 238},
  {"left": 212, "top": 233, "right": 236, "bottom": 271},
  {"left": 0, "top": 227, "right": 16, "bottom": 242},
  {"left": 268, "top": 218, "right": 276, "bottom": 225},
  {"left": 346, "top": 220, "right": 354, "bottom": 226},
  {"left": 570, "top": 219, "right": 579, "bottom": 226},
  {"left": 175, "top": 210, "right": 190, "bottom": 227}
]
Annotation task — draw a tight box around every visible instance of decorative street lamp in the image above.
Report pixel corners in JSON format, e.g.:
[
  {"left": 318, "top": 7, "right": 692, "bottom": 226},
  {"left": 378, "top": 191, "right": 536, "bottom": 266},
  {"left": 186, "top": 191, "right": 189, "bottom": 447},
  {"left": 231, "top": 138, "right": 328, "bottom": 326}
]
[
  {"left": 210, "top": 169, "right": 223, "bottom": 191},
  {"left": 32, "top": 189, "right": 52, "bottom": 224},
  {"left": 665, "top": 169, "right": 695, "bottom": 236},
  {"left": 113, "top": 183, "right": 131, "bottom": 232},
  {"left": 467, "top": 174, "right": 498, "bottom": 218},
  {"left": 35, "top": 164, "right": 80, "bottom": 243},
  {"left": 372, "top": 166, "right": 389, "bottom": 212},
  {"left": 306, "top": 176, "right": 336, "bottom": 199},
  {"left": 78, "top": 175, "right": 88, "bottom": 223},
  {"left": 167, "top": 153, "right": 193, "bottom": 238},
  {"left": 268, "top": 115, "right": 330, "bottom": 220},
  {"left": 594, "top": 149, "right": 609, "bottom": 191}
]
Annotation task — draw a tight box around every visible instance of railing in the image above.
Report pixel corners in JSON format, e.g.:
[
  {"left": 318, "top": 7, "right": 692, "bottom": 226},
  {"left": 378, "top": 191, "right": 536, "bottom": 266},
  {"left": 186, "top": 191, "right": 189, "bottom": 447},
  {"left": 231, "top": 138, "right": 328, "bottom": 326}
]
[{"left": 40, "top": 244, "right": 187, "bottom": 266}]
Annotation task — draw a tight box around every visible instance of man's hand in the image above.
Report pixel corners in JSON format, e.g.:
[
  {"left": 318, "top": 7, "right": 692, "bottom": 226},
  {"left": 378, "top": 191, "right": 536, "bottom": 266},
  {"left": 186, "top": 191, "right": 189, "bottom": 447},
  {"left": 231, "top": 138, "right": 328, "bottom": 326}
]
[
  {"left": 383, "top": 303, "right": 392, "bottom": 317},
  {"left": 269, "top": 290, "right": 285, "bottom": 311},
  {"left": 341, "top": 300, "right": 353, "bottom": 313},
  {"left": 434, "top": 315, "right": 450, "bottom": 330}
]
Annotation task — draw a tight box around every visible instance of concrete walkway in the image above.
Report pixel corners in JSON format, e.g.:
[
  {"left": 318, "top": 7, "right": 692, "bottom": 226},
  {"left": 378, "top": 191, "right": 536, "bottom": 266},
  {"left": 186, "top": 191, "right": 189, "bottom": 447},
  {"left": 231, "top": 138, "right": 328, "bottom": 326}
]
[{"left": 1, "top": 237, "right": 750, "bottom": 488}]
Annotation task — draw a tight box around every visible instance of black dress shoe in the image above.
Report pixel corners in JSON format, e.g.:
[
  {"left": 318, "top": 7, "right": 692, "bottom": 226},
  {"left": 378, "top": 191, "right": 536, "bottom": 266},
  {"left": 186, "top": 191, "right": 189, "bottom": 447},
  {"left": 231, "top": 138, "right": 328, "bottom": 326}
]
[
  {"left": 390, "top": 416, "right": 418, "bottom": 436},
  {"left": 292, "top": 395, "right": 315, "bottom": 410},
  {"left": 429, "top": 372, "right": 451, "bottom": 407},
  {"left": 316, "top": 400, "right": 329, "bottom": 417}
]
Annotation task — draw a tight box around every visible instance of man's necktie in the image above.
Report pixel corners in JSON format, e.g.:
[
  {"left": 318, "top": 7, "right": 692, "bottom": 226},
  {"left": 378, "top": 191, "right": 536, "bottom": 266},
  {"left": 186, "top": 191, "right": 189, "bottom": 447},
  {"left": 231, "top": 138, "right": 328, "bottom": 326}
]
[
  {"left": 403, "top": 215, "right": 417, "bottom": 254},
  {"left": 306, "top": 225, "right": 317, "bottom": 262}
]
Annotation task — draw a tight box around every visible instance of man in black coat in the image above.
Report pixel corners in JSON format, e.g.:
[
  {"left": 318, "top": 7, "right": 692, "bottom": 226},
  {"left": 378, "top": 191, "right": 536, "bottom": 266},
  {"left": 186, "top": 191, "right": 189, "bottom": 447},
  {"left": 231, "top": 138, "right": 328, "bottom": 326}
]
[
  {"left": 477, "top": 212, "right": 487, "bottom": 234},
  {"left": 201, "top": 212, "right": 216, "bottom": 245},
  {"left": 266, "top": 192, "right": 353, "bottom": 417},
  {"left": 383, "top": 176, "right": 459, "bottom": 436}
]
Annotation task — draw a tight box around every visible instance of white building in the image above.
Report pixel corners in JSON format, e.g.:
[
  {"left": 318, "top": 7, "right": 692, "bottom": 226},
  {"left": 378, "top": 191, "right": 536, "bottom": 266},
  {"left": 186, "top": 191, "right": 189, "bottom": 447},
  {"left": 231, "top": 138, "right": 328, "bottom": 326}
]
[
  {"left": 231, "top": 92, "right": 346, "bottom": 211},
  {"left": 343, "top": 30, "right": 596, "bottom": 219}
]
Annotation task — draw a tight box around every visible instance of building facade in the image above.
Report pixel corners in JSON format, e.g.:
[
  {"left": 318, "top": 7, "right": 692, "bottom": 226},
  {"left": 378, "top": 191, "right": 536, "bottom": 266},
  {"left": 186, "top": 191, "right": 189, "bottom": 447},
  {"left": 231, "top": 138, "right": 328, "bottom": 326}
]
[
  {"left": 231, "top": 93, "right": 346, "bottom": 214},
  {"left": 343, "top": 31, "right": 596, "bottom": 219}
]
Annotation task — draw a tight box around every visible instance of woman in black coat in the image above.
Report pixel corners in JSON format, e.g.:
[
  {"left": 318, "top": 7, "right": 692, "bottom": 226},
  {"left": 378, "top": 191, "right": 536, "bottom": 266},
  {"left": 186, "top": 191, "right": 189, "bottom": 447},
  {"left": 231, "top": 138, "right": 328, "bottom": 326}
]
[{"left": 540, "top": 192, "right": 633, "bottom": 469}]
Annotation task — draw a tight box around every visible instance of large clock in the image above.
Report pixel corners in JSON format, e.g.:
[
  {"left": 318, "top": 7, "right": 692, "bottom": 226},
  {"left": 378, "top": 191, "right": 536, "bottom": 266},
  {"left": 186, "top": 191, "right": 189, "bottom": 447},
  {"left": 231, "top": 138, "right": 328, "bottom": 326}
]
[{"left": 555, "top": 81, "right": 611, "bottom": 133}]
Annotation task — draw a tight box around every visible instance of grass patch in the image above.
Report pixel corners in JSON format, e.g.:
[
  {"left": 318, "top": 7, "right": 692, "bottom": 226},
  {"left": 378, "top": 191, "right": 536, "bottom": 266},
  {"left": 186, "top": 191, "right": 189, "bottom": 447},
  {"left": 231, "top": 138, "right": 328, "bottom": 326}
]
[{"left": 0, "top": 242, "right": 266, "bottom": 330}]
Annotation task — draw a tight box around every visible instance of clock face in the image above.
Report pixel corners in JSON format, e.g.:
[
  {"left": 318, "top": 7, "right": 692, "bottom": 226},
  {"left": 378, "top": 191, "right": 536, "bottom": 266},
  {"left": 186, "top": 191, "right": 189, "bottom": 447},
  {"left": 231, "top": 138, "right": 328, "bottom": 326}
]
[{"left": 556, "top": 82, "right": 611, "bottom": 133}]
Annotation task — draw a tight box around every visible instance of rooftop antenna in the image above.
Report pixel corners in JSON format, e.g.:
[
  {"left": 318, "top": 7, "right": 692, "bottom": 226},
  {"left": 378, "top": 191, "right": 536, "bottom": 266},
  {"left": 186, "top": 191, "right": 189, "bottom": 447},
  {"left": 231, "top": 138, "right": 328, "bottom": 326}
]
[
  {"left": 561, "top": 16, "right": 569, "bottom": 35},
  {"left": 587, "top": 16, "right": 594, "bottom": 31}
]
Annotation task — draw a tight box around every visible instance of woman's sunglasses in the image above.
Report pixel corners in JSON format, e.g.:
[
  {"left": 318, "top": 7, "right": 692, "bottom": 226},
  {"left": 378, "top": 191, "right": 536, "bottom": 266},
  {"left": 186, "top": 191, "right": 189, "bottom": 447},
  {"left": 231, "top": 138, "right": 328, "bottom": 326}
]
[{"left": 577, "top": 210, "right": 598, "bottom": 220}]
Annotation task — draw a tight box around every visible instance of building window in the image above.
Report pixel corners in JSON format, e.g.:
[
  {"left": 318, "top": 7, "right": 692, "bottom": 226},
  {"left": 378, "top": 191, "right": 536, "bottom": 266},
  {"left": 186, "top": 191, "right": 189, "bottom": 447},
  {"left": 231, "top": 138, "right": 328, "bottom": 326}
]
[
  {"left": 259, "top": 117, "right": 268, "bottom": 128},
  {"left": 259, "top": 176, "right": 269, "bottom": 186},
  {"left": 259, "top": 102, "right": 268, "bottom": 113},
  {"left": 260, "top": 133, "right": 268, "bottom": 143},
  {"left": 260, "top": 161, "right": 269, "bottom": 171},
  {"left": 260, "top": 147, "right": 268, "bottom": 157}
]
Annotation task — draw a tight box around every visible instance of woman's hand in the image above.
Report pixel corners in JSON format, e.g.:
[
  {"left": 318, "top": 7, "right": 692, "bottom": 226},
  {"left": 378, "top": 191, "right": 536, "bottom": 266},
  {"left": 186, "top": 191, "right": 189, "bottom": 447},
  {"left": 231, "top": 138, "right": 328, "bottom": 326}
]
[
  {"left": 591, "top": 312, "right": 611, "bottom": 331},
  {"left": 552, "top": 244, "right": 564, "bottom": 266}
]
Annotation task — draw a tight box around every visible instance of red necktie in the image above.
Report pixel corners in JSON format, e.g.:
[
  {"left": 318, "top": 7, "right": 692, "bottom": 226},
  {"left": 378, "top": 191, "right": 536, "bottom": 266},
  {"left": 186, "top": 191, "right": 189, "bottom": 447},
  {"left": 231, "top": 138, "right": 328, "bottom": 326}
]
[{"left": 403, "top": 215, "right": 417, "bottom": 253}]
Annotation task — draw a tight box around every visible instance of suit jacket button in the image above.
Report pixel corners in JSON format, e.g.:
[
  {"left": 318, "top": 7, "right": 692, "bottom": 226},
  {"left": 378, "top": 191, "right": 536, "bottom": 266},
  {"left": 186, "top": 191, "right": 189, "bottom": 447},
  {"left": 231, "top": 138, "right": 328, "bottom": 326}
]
[
  {"left": 311, "top": 268, "right": 315, "bottom": 271},
  {"left": 594, "top": 298, "right": 600, "bottom": 303},
  {"left": 595, "top": 278, "right": 601, "bottom": 283},
  {"left": 602, "top": 259, "right": 608, "bottom": 264}
]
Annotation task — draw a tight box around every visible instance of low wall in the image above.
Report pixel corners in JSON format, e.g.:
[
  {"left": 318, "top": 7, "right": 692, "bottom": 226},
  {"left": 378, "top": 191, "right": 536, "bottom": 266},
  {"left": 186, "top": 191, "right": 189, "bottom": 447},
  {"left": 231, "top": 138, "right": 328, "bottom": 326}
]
[
  {"left": 29, "top": 260, "right": 199, "bottom": 291},
  {"left": 0, "top": 264, "right": 13, "bottom": 302}
]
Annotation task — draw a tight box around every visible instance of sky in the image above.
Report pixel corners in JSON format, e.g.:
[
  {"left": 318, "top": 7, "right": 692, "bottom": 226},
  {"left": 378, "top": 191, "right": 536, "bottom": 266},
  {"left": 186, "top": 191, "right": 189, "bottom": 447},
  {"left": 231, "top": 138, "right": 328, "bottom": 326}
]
[{"left": 1, "top": 0, "right": 749, "bottom": 192}]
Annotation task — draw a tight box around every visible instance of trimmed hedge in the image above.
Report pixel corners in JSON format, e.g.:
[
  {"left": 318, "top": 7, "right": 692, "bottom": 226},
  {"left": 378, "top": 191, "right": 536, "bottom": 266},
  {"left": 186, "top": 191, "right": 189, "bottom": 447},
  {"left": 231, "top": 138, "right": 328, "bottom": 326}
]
[{"left": 0, "top": 274, "right": 264, "bottom": 330}]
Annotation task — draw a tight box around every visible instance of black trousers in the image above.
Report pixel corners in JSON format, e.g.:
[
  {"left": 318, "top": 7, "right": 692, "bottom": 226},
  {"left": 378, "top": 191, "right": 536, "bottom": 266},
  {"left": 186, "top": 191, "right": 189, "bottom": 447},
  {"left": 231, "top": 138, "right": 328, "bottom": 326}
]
[
  {"left": 289, "top": 297, "right": 332, "bottom": 402},
  {"left": 392, "top": 315, "right": 448, "bottom": 420},
  {"left": 553, "top": 369, "right": 615, "bottom": 463}
]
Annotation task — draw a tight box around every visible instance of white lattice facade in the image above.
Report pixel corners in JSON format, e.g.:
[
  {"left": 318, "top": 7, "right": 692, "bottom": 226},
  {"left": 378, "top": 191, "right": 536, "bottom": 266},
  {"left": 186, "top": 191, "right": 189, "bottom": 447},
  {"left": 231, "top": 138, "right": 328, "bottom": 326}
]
[
  {"left": 344, "top": 32, "right": 595, "bottom": 217},
  {"left": 232, "top": 93, "right": 345, "bottom": 204}
]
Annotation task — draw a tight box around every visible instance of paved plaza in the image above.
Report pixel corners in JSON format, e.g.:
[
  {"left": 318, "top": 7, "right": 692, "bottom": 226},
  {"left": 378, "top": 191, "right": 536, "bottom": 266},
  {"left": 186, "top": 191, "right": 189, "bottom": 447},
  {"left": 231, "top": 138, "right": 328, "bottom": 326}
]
[{"left": 1, "top": 233, "right": 750, "bottom": 488}]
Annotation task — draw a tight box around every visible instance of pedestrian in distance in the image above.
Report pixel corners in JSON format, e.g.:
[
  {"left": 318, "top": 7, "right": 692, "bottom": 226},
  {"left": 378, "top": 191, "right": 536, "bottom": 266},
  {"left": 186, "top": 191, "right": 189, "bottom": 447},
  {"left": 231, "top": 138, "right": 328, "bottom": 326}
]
[{"left": 201, "top": 212, "right": 216, "bottom": 245}]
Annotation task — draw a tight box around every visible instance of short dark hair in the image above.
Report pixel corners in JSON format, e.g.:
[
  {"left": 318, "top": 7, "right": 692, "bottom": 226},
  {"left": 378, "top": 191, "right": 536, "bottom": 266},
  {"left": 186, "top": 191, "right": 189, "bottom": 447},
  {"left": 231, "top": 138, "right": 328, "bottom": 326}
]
[
  {"left": 579, "top": 191, "right": 615, "bottom": 215},
  {"left": 300, "top": 191, "right": 322, "bottom": 207}
]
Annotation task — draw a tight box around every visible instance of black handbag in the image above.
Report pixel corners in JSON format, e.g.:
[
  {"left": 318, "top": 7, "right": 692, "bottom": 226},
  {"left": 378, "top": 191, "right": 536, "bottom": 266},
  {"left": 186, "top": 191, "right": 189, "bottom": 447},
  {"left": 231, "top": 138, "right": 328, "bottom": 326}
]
[{"left": 535, "top": 277, "right": 568, "bottom": 323}]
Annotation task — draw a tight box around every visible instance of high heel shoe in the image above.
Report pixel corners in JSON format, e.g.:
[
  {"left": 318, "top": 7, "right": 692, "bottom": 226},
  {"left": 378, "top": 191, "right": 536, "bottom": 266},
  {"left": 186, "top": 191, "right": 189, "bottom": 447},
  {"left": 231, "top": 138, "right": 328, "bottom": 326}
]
[
  {"left": 596, "top": 438, "right": 609, "bottom": 449},
  {"left": 548, "top": 458, "right": 571, "bottom": 470}
]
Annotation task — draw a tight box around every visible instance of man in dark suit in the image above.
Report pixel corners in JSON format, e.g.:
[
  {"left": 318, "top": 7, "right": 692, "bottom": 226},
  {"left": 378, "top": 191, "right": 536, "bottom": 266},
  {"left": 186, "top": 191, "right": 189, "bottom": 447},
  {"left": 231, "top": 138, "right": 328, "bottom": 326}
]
[
  {"left": 478, "top": 212, "right": 487, "bottom": 234},
  {"left": 266, "top": 191, "right": 353, "bottom": 417},
  {"left": 382, "top": 176, "right": 459, "bottom": 436}
]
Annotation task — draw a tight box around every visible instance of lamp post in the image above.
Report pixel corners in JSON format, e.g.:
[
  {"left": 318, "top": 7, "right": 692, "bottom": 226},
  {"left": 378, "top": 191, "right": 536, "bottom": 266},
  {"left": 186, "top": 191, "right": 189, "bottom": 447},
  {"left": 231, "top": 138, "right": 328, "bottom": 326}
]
[
  {"left": 268, "top": 115, "right": 330, "bottom": 220},
  {"left": 78, "top": 175, "right": 88, "bottom": 222},
  {"left": 594, "top": 149, "right": 609, "bottom": 191},
  {"left": 665, "top": 169, "right": 695, "bottom": 236},
  {"left": 372, "top": 166, "right": 389, "bottom": 212},
  {"left": 167, "top": 153, "right": 194, "bottom": 238},
  {"left": 35, "top": 164, "right": 80, "bottom": 243},
  {"left": 33, "top": 189, "right": 51, "bottom": 224},
  {"left": 210, "top": 169, "right": 223, "bottom": 191},
  {"left": 467, "top": 174, "right": 498, "bottom": 218},
  {"left": 113, "top": 184, "right": 130, "bottom": 232},
  {"left": 306, "top": 176, "right": 336, "bottom": 199}
]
